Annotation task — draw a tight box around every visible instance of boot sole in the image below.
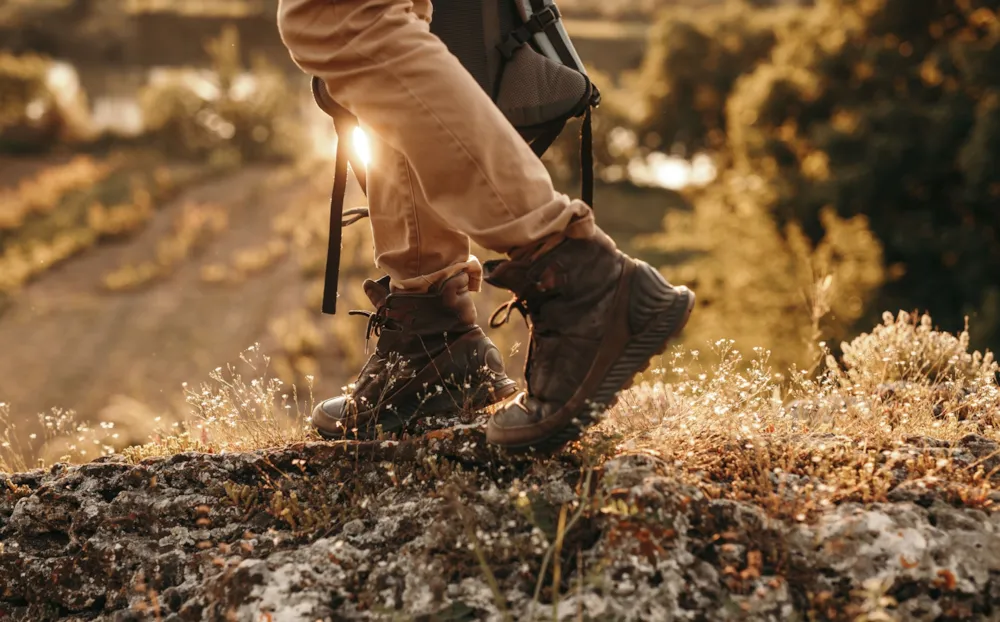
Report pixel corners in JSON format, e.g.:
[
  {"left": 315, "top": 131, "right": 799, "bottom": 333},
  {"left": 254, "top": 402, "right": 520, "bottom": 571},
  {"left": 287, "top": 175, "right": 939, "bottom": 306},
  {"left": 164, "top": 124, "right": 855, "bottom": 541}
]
[
  {"left": 495, "top": 285, "right": 696, "bottom": 453},
  {"left": 316, "top": 376, "right": 517, "bottom": 441}
]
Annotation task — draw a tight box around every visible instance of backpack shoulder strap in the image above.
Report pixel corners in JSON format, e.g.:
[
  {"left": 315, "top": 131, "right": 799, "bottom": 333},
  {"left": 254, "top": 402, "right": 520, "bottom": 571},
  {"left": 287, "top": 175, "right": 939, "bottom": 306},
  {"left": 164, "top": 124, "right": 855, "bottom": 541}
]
[
  {"left": 311, "top": 76, "right": 369, "bottom": 315},
  {"left": 581, "top": 105, "right": 594, "bottom": 208}
]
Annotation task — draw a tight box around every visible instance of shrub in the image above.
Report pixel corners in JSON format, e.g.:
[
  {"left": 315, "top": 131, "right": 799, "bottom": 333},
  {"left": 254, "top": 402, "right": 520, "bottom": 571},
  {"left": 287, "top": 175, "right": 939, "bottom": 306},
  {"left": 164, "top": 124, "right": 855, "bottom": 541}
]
[
  {"left": 0, "top": 53, "right": 89, "bottom": 153},
  {"left": 604, "top": 310, "right": 998, "bottom": 520},
  {"left": 647, "top": 171, "right": 885, "bottom": 370},
  {"left": 138, "top": 25, "right": 301, "bottom": 163},
  {"left": 838, "top": 310, "right": 997, "bottom": 387}
]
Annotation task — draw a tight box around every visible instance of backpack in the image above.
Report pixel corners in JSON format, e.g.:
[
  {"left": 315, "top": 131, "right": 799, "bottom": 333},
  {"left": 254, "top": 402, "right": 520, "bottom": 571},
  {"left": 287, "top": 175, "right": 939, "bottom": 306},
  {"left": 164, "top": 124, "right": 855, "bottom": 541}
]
[{"left": 311, "top": 0, "right": 599, "bottom": 313}]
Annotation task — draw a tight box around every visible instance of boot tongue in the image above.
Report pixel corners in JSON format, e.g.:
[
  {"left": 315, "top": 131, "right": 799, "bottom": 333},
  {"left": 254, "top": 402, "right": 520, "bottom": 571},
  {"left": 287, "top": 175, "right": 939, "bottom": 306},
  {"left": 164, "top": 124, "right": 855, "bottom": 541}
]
[
  {"left": 483, "top": 259, "right": 531, "bottom": 294},
  {"left": 362, "top": 276, "right": 391, "bottom": 308},
  {"left": 484, "top": 257, "right": 561, "bottom": 300}
]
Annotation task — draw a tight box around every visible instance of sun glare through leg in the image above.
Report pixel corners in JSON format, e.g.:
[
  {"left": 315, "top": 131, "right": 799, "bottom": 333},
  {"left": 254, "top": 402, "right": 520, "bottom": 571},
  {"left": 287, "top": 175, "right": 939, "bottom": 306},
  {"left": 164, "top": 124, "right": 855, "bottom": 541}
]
[{"left": 352, "top": 126, "right": 372, "bottom": 168}]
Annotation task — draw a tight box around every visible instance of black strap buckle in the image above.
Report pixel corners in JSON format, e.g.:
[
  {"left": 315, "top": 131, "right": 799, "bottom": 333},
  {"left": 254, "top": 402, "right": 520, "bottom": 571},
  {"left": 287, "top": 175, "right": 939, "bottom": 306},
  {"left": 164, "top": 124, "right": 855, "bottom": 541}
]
[
  {"left": 497, "top": 29, "right": 530, "bottom": 59},
  {"left": 528, "top": 5, "right": 561, "bottom": 32},
  {"left": 497, "top": 5, "right": 562, "bottom": 60}
]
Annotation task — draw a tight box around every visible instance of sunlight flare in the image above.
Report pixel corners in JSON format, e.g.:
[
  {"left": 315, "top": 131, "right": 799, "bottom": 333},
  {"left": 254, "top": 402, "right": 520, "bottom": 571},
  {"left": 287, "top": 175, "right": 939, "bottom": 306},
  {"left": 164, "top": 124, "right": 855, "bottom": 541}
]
[{"left": 352, "top": 126, "right": 372, "bottom": 168}]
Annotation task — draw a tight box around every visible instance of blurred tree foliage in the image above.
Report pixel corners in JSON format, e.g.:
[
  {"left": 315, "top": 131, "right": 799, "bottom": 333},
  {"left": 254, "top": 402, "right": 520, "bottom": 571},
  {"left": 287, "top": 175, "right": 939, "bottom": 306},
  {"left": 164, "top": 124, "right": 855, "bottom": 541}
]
[
  {"left": 631, "top": 2, "right": 803, "bottom": 156},
  {"left": 0, "top": 54, "right": 48, "bottom": 127},
  {"left": 652, "top": 172, "right": 886, "bottom": 370},
  {"left": 0, "top": 53, "right": 75, "bottom": 152},
  {"left": 542, "top": 66, "right": 639, "bottom": 183},
  {"left": 727, "top": 0, "right": 1000, "bottom": 349},
  {"left": 641, "top": 0, "right": 1000, "bottom": 360},
  {"left": 546, "top": 3, "right": 804, "bottom": 179},
  {"left": 138, "top": 25, "right": 301, "bottom": 163}
]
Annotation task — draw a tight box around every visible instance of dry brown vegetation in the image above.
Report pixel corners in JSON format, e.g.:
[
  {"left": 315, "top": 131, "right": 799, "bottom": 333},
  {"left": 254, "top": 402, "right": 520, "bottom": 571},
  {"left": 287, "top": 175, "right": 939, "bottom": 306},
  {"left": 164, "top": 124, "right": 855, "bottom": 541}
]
[
  {"left": 102, "top": 200, "right": 229, "bottom": 291},
  {"left": 0, "top": 153, "right": 221, "bottom": 300},
  {"left": 603, "top": 310, "right": 998, "bottom": 521},
  {"left": 3, "top": 309, "right": 997, "bottom": 524}
]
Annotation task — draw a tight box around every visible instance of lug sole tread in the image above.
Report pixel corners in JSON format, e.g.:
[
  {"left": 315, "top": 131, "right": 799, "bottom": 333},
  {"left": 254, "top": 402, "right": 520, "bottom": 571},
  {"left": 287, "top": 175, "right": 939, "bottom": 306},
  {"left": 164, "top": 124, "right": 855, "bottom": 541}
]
[{"left": 498, "top": 287, "right": 696, "bottom": 453}]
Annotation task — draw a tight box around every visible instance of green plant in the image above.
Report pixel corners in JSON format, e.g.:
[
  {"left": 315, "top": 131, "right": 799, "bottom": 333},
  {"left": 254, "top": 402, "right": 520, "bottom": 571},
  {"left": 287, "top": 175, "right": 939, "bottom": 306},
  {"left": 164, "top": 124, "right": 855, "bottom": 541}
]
[{"left": 269, "top": 489, "right": 331, "bottom": 534}]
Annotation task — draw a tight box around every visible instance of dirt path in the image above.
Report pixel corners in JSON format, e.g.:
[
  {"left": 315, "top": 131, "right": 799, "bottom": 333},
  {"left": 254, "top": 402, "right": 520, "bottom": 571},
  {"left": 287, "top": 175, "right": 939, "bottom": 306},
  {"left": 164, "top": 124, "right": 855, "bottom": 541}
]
[
  {"left": 0, "top": 156, "right": 666, "bottom": 455},
  {"left": 0, "top": 164, "right": 336, "bottom": 440}
]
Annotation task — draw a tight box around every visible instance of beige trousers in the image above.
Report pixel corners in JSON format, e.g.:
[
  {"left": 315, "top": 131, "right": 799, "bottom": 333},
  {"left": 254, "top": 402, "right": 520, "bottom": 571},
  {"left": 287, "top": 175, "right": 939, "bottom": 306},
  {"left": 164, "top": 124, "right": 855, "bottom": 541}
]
[{"left": 277, "top": 0, "right": 594, "bottom": 292}]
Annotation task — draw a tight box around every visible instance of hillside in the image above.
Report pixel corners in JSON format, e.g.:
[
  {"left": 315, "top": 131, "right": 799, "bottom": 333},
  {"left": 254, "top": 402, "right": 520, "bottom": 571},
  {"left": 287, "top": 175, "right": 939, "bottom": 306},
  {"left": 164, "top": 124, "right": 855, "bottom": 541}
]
[
  {"left": 0, "top": 152, "right": 678, "bottom": 461},
  {"left": 2, "top": 414, "right": 999, "bottom": 620},
  {"left": 2, "top": 310, "right": 999, "bottom": 620},
  {"left": 0, "top": 156, "right": 365, "bottom": 453}
]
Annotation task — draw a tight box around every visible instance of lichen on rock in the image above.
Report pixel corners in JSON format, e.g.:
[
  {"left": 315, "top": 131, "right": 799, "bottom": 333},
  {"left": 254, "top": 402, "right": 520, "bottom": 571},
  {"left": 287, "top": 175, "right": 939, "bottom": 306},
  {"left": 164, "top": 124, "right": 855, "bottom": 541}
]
[{"left": 2, "top": 428, "right": 1000, "bottom": 621}]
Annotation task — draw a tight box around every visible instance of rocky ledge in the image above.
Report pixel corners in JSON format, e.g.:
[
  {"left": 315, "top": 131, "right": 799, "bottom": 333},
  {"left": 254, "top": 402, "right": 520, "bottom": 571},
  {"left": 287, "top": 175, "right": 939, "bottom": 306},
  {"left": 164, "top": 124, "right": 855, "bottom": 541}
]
[{"left": 2, "top": 428, "right": 1000, "bottom": 621}]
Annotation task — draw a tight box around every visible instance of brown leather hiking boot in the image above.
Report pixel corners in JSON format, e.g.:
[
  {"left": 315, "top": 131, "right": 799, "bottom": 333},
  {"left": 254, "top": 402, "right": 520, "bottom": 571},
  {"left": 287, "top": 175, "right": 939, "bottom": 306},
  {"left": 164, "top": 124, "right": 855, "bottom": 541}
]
[
  {"left": 484, "top": 229, "right": 695, "bottom": 451},
  {"left": 312, "top": 272, "right": 517, "bottom": 440}
]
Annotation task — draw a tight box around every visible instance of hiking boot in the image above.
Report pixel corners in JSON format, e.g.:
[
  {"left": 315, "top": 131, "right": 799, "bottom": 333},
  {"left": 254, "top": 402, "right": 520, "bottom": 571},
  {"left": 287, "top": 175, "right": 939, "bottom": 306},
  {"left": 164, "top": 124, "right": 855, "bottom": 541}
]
[
  {"left": 312, "top": 272, "right": 518, "bottom": 440},
  {"left": 484, "top": 229, "right": 695, "bottom": 451}
]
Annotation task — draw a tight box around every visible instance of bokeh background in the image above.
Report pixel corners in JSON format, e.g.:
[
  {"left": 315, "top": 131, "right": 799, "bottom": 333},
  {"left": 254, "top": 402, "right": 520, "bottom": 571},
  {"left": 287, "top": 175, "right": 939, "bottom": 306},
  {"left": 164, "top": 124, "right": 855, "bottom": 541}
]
[{"left": 1, "top": 0, "right": 998, "bottom": 462}]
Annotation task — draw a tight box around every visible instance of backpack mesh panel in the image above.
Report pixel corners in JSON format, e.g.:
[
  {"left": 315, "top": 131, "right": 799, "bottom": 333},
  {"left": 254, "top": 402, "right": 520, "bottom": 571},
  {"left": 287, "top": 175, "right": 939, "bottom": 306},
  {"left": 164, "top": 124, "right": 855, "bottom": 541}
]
[
  {"left": 430, "top": 0, "right": 590, "bottom": 131},
  {"left": 497, "top": 47, "right": 589, "bottom": 127}
]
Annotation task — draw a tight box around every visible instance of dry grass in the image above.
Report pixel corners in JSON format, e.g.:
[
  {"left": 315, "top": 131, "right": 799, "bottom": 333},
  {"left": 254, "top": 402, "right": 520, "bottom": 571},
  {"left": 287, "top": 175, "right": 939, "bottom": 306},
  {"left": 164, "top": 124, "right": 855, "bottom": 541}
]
[
  {"left": 0, "top": 153, "right": 212, "bottom": 296},
  {"left": 4, "top": 306, "right": 997, "bottom": 530},
  {"left": 0, "top": 402, "right": 28, "bottom": 473},
  {"left": 120, "top": 344, "right": 316, "bottom": 463},
  {"left": 1, "top": 401, "right": 124, "bottom": 472},
  {"left": 1, "top": 345, "right": 315, "bottom": 471},
  {"left": 199, "top": 239, "right": 288, "bottom": 285},
  {"left": 0, "top": 156, "right": 113, "bottom": 230},
  {"left": 597, "top": 310, "right": 999, "bottom": 520}
]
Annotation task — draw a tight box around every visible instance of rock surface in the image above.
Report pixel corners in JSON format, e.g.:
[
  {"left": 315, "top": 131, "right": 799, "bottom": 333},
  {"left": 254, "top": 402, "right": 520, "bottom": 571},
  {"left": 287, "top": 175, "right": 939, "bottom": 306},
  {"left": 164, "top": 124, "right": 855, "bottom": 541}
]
[{"left": 2, "top": 429, "right": 1000, "bottom": 621}]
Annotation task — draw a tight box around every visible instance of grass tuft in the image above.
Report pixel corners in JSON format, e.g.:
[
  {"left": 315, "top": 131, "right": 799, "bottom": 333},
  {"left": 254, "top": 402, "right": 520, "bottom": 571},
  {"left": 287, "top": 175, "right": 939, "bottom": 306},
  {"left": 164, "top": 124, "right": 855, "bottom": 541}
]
[
  {"left": 122, "top": 344, "right": 316, "bottom": 462},
  {"left": 594, "top": 311, "right": 999, "bottom": 520}
]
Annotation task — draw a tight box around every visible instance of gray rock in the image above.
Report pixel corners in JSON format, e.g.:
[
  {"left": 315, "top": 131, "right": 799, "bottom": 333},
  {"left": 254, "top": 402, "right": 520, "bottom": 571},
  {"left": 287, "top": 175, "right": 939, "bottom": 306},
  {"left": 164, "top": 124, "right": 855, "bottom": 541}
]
[{"left": 2, "top": 429, "right": 1000, "bottom": 620}]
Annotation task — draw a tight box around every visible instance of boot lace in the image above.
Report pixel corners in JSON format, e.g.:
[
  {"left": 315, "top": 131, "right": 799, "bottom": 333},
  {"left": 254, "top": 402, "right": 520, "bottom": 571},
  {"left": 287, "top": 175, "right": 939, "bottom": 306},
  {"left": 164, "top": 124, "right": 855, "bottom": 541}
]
[
  {"left": 349, "top": 306, "right": 400, "bottom": 352},
  {"left": 489, "top": 296, "right": 529, "bottom": 328},
  {"left": 490, "top": 296, "right": 541, "bottom": 393}
]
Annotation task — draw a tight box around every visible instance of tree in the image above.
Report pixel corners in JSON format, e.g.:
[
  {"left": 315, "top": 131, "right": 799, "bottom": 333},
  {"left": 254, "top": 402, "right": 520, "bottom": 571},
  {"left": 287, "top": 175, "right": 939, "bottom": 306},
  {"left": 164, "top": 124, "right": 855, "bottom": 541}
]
[
  {"left": 631, "top": 2, "right": 804, "bottom": 156},
  {"left": 724, "top": 0, "right": 1000, "bottom": 350}
]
